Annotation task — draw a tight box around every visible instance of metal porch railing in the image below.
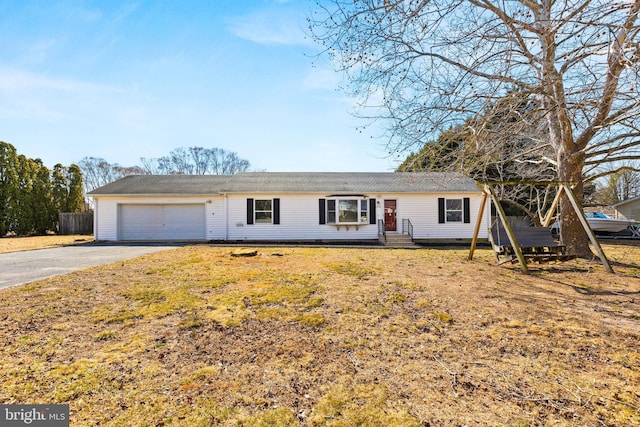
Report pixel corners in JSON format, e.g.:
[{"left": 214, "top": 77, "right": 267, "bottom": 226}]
[
  {"left": 377, "top": 219, "right": 386, "bottom": 243},
  {"left": 402, "top": 218, "right": 414, "bottom": 239}
]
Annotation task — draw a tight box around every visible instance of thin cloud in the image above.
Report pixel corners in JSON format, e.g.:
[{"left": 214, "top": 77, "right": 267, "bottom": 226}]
[
  {"left": 0, "top": 68, "right": 78, "bottom": 92},
  {"left": 0, "top": 97, "right": 78, "bottom": 122},
  {"left": 0, "top": 67, "right": 123, "bottom": 125},
  {"left": 227, "top": 8, "right": 315, "bottom": 47},
  {"left": 21, "top": 37, "right": 62, "bottom": 65},
  {"left": 302, "top": 66, "right": 342, "bottom": 91},
  {"left": 0, "top": 67, "right": 117, "bottom": 93}
]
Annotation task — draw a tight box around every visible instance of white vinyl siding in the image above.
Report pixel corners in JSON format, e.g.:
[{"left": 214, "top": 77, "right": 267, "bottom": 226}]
[
  {"left": 614, "top": 200, "right": 640, "bottom": 222},
  {"left": 93, "top": 197, "right": 119, "bottom": 241},
  {"left": 90, "top": 192, "right": 488, "bottom": 242},
  {"left": 394, "top": 194, "right": 487, "bottom": 239},
  {"left": 208, "top": 197, "right": 226, "bottom": 240},
  {"left": 227, "top": 195, "right": 378, "bottom": 241}
]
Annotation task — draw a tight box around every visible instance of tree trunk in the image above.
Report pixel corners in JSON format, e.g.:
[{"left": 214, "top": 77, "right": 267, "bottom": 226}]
[
  {"left": 535, "top": 3, "right": 593, "bottom": 259},
  {"left": 557, "top": 149, "right": 592, "bottom": 258}
]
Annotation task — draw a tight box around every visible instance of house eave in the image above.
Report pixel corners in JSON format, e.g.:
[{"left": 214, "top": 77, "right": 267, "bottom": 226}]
[
  {"left": 89, "top": 189, "right": 482, "bottom": 198},
  {"left": 612, "top": 196, "right": 640, "bottom": 208},
  {"left": 89, "top": 193, "right": 211, "bottom": 197}
]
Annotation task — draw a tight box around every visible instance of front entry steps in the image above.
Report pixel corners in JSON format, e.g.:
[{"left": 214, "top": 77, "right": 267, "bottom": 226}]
[{"left": 384, "top": 233, "right": 418, "bottom": 248}]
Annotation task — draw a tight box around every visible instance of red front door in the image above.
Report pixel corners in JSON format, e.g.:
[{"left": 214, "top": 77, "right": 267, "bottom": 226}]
[{"left": 384, "top": 200, "right": 397, "bottom": 232}]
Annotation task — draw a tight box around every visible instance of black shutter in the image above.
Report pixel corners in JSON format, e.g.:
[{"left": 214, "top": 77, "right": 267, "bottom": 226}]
[
  {"left": 438, "top": 198, "right": 445, "bottom": 224},
  {"left": 369, "top": 198, "right": 376, "bottom": 224},
  {"left": 463, "top": 197, "right": 470, "bottom": 223},
  {"left": 319, "top": 199, "right": 326, "bottom": 224},
  {"left": 246, "top": 198, "right": 254, "bottom": 225},
  {"left": 273, "top": 198, "right": 280, "bottom": 225}
]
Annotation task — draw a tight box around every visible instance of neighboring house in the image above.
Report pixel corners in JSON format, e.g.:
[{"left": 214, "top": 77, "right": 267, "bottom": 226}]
[
  {"left": 87, "top": 172, "right": 489, "bottom": 243},
  {"left": 612, "top": 196, "right": 640, "bottom": 222}
]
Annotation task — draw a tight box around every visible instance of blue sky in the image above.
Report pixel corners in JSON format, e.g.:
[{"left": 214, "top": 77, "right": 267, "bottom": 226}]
[{"left": 0, "top": 0, "right": 397, "bottom": 172}]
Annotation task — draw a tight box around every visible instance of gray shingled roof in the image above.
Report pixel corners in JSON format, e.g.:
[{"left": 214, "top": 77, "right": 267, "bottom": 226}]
[{"left": 87, "top": 172, "right": 479, "bottom": 196}]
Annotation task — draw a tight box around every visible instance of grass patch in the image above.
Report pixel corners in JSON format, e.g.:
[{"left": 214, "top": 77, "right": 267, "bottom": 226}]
[
  {"left": 310, "top": 384, "right": 421, "bottom": 426},
  {"left": 325, "top": 260, "right": 381, "bottom": 278},
  {"left": 432, "top": 311, "right": 453, "bottom": 324},
  {"left": 49, "top": 358, "right": 105, "bottom": 401},
  {"left": 94, "top": 330, "right": 118, "bottom": 341},
  {"left": 1, "top": 244, "right": 639, "bottom": 425}
]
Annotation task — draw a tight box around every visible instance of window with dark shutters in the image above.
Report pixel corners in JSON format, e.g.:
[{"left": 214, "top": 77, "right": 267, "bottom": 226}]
[
  {"left": 247, "top": 198, "right": 278, "bottom": 225},
  {"left": 439, "top": 197, "right": 469, "bottom": 223}
]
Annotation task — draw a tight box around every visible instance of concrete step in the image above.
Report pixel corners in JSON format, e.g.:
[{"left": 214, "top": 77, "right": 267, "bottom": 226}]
[{"left": 383, "top": 233, "right": 418, "bottom": 248}]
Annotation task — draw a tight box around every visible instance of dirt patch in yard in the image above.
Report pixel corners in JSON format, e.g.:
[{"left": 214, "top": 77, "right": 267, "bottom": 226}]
[{"left": 0, "top": 244, "right": 639, "bottom": 426}]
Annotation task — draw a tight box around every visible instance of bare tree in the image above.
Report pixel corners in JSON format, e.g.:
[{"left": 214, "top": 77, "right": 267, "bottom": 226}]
[
  {"left": 85, "top": 147, "right": 251, "bottom": 192},
  {"left": 208, "top": 147, "right": 223, "bottom": 174},
  {"left": 221, "top": 151, "right": 251, "bottom": 175},
  {"left": 592, "top": 165, "right": 640, "bottom": 205},
  {"left": 169, "top": 147, "right": 195, "bottom": 175},
  {"left": 189, "top": 146, "right": 209, "bottom": 175},
  {"left": 139, "top": 157, "right": 162, "bottom": 175},
  {"left": 79, "top": 157, "right": 146, "bottom": 194},
  {"left": 139, "top": 147, "right": 251, "bottom": 176},
  {"left": 310, "top": 0, "right": 640, "bottom": 256}
]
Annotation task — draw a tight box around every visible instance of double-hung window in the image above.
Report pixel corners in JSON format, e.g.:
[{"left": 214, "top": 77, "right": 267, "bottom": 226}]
[
  {"left": 246, "top": 198, "right": 280, "bottom": 225},
  {"left": 446, "top": 199, "right": 463, "bottom": 222},
  {"left": 254, "top": 199, "right": 272, "bottom": 223},
  {"left": 360, "top": 199, "right": 368, "bottom": 223},
  {"left": 438, "top": 197, "right": 470, "bottom": 224}
]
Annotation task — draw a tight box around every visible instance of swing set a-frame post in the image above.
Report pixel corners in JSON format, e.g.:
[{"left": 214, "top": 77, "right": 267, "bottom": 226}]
[
  {"left": 468, "top": 181, "right": 614, "bottom": 274},
  {"left": 560, "top": 183, "right": 613, "bottom": 273},
  {"left": 468, "top": 189, "right": 488, "bottom": 262},
  {"left": 486, "top": 183, "right": 530, "bottom": 273}
]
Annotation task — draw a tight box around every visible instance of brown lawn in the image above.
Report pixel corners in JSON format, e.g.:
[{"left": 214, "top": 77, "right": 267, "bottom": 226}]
[
  {"left": 0, "top": 243, "right": 639, "bottom": 426},
  {"left": 0, "top": 235, "right": 93, "bottom": 253}
]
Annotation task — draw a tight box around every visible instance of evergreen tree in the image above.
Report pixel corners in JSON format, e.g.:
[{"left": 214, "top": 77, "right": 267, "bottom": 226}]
[
  {"left": 0, "top": 142, "right": 81, "bottom": 236},
  {"left": 15, "top": 155, "right": 36, "bottom": 235},
  {"left": 66, "top": 164, "right": 84, "bottom": 212},
  {"left": 51, "top": 163, "right": 68, "bottom": 213},
  {"left": 32, "top": 159, "right": 55, "bottom": 234},
  {"left": 0, "top": 142, "right": 19, "bottom": 235},
  {"left": 51, "top": 163, "right": 85, "bottom": 213}
]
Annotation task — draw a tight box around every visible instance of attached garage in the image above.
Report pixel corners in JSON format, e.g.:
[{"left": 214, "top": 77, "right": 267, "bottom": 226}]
[{"left": 118, "top": 204, "right": 205, "bottom": 241}]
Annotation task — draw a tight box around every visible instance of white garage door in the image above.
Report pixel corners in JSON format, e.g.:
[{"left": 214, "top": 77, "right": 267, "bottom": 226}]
[{"left": 118, "top": 204, "right": 205, "bottom": 241}]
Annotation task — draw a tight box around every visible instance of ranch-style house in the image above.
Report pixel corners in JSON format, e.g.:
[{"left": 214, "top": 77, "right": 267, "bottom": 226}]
[{"left": 87, "top": 172, "right": 489, "bottom": 244}]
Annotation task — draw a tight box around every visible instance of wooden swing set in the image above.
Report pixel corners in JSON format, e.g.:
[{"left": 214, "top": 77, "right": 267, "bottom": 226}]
[{"left": 468, "top": 181, "right": 613, "bottom": 274}]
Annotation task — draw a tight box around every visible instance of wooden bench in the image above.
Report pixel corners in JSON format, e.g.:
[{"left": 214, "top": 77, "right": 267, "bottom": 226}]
[{"left": 489, "top": 226, "right": 576, "bottom": 264}]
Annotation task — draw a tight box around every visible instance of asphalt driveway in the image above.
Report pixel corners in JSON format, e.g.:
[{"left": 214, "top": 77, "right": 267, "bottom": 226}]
[{"left": 0, "top": 244, "right": 181, "bottom": 289}]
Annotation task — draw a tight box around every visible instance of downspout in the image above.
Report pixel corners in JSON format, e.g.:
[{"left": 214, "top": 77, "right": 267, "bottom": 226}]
[
  {"left": 93, "top": 198, "right": 98, "bottom": 240},
  {"left": 222, "top": 193, "right": 228, "bottom": 241}
]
